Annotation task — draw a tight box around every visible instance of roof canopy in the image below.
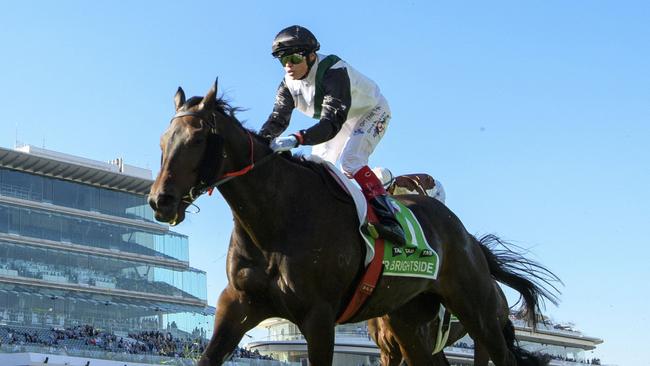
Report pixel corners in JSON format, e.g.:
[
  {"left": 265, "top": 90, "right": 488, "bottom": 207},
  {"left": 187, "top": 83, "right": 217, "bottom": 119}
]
[{"left": 0, "top": 146, "right": 153, "bottom": 195}]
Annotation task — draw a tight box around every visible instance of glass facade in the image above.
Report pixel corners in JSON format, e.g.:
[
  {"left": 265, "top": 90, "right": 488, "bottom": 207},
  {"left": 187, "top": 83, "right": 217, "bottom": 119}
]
[
  {"left": 0, "top": 204, "right": 188, "bottom": 261},
  {"left": 0, "top": 165, "right": 214, "bottom": 338},
  {"left": 0, "top": 284, "right": 213, "bottom": 336},
  {"left": 266, "top": 321, "right": 370, "bottom": 342},
  {"left": 0, "top": 168, "right": 153, "bottom": 223},
  {"left": 0, "top": 241, "right": 206, "bottom": 301},
  {"left": 520, "top": 341, "right": 587, "bottom": 363}
]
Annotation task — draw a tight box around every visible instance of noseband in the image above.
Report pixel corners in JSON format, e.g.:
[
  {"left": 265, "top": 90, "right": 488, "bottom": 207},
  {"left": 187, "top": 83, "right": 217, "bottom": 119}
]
[{"left": 169, "top": 110, "right": 276, "bottom": 202}]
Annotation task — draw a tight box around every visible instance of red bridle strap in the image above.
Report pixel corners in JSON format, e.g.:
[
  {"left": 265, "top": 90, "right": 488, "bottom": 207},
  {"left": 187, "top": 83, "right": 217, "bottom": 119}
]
[
  {"left": 206, "top": 131, "right": 255, "bottom": 196},
  {"left": 222, "top": 131, "right": 255, "bottom": 178}
]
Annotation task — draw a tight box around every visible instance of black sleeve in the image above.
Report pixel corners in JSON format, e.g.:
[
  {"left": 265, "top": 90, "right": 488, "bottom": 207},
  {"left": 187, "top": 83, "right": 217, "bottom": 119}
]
[
  {"left": 300, "top": 68, "right": 351, "bottom": 145},
  {"left": 259, "top": 80, "right": 295, "bottom": 139}
]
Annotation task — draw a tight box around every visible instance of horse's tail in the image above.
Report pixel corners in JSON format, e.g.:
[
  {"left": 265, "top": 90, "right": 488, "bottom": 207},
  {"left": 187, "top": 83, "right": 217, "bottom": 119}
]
[
  {"left": 503, "top": 319, "right": 551, "bottom": 366},
  {"left": 475, "top": 234, "right": 562, "bottom": 326}
]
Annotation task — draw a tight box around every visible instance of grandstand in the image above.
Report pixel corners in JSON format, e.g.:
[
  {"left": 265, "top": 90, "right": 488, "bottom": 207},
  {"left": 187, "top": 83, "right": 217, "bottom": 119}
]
[
  {"left": 0, "top": 323, "right": 287, "bottom": 365},
  {"left": 0, "top": 145, "right": 222, "bottom": 365},
  {"left": 248, "top": 315, "right": 604, "bottom": 365}
]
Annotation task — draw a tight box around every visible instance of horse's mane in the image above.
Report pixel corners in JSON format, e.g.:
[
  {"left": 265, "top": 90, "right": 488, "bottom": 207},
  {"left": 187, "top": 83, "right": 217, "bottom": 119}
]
[
  {"left": 184, "top": 95, "right": 331, "bottom": 174},
  {"left": 183, "top": 96, "right": 240, "bottom": 118}
]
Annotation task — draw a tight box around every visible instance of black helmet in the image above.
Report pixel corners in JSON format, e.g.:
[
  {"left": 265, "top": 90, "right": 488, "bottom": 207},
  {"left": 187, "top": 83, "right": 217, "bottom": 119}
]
[{"left": 271, "top": 25, "right": 320, "bottom": 57}]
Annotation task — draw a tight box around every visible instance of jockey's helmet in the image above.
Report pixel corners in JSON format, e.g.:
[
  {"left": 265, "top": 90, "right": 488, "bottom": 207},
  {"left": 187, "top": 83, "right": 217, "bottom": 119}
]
[{"left": 272, "top": 25, "right": 320, "bottom": 58}]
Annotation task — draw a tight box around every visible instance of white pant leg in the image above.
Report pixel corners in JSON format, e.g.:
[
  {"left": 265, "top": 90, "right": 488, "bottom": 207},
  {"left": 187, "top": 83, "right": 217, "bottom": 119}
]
[
  {"left": 311, "top": 121, "right": 354, "bottom": 165},
  {"left": 340, "top": 99, "right": 391, "bottom": 176}
]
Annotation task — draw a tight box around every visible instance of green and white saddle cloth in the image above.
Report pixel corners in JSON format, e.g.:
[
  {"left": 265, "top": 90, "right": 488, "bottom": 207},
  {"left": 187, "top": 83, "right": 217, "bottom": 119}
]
[{"left": 363, "top": 198, "right": 440, "bottom": 280}]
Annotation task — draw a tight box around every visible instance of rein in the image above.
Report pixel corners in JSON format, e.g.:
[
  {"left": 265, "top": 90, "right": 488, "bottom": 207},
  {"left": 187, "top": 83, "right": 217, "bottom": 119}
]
[{"left": 170, "top": 110, "right": 277, "bottom": 204}]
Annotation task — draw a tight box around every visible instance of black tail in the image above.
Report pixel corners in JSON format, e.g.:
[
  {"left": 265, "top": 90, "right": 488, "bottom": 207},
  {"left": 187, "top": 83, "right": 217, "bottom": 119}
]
[
  {"left": 503, "top": 320, "right": 551, "bottom": 366},
  {"left": 475, "top": 234, "right": 562, "bottom": 326}
]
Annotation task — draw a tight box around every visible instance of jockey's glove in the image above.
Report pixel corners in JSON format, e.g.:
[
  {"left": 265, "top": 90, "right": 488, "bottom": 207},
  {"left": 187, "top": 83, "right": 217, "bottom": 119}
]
[{"left": 270, "top": 135, "right": 299, "bottom": 152}]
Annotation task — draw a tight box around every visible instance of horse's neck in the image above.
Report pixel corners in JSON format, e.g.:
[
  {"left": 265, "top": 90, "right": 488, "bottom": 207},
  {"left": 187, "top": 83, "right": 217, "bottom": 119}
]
[
  {"left": 216, "top": 135, "right": 311, "bottom": 239},
  {"left": 226, "top": 157, "right": 316, "bottom": 243}
]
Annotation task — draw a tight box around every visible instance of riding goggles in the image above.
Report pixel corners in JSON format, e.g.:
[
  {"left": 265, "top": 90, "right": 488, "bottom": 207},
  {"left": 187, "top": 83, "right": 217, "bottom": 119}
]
[{"left": 279, "top": 53, "right": 306, "bottom": 66}]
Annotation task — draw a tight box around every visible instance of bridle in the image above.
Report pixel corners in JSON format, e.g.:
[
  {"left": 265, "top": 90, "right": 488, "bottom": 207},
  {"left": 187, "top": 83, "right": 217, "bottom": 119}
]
[{"left": 169, "top": 110, "right": 277, "bottom": 205}]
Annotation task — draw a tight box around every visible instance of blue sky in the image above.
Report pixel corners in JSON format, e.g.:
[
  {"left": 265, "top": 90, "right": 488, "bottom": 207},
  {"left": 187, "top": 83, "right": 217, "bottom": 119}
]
[{"left": 1, "top": 1, "right": 649, "bottom": 364}]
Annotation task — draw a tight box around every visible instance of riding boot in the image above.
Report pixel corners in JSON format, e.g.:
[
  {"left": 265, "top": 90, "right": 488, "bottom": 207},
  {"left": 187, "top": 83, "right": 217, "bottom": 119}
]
[{"left": 353, "top": 166, "right": 407, "bottom": 247}]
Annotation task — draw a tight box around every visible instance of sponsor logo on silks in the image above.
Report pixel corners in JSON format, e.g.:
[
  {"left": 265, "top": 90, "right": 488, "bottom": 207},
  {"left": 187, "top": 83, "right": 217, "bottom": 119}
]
[
  {"left": 404, "top": 247, "right": 416, "bottom": 256},
  {"left": 392, "top": 247, "right": 403, "bottom": 257},
  {"left": 420, "top": 249, "right": 434, "bottom": 258}
]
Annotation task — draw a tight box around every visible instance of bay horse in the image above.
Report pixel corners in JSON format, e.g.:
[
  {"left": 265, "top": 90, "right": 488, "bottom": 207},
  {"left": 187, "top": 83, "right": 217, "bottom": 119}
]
[{"left": 148, "top": 80, "right": 560, "bottom": 366}]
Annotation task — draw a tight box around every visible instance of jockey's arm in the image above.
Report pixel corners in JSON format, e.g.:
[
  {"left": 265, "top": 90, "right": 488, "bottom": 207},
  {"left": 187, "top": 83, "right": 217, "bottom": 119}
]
[
  {"left": 298, "top": 68, "right": 351, "bottom": 145},
  {"left": 260, "top": 80, "right": 295, "bottom": 139}
]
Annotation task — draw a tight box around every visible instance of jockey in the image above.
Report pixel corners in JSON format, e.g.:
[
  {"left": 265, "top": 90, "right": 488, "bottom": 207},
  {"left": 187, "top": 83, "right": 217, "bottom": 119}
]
[{"left": 260, "top": 25, "right": 406, "bottom": 247}]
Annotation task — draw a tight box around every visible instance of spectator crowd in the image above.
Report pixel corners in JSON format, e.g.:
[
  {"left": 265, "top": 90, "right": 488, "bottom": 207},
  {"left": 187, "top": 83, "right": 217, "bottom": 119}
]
[{"left": 0, "top": 324, "right": 277, "bottom": 362}]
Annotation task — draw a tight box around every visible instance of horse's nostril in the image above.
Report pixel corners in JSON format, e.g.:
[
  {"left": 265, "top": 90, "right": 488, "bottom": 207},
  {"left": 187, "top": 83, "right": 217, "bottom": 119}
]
[
  {"left": 148, "top": 196, "right": 158, "bottom": 210},
  {"left": 152, "top": 193, "right": 176, "bottom": 210}
]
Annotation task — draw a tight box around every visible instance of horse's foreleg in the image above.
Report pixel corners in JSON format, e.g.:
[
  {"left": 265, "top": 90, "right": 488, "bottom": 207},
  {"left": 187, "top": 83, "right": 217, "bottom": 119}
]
[
  {"left": 474, "top": 341, "right": 490, "bottom": 366},
  {"left": 298, "top": 304, "right": 336, "bottom": 366},
  {"left": 198, "top": 286, "right": 270, "bottom": 366}
]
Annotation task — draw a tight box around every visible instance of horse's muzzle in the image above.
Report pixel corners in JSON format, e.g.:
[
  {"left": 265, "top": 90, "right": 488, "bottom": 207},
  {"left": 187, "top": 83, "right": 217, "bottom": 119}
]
[{"left": 148, "top": 193, "right": 182, "bottom": 224}]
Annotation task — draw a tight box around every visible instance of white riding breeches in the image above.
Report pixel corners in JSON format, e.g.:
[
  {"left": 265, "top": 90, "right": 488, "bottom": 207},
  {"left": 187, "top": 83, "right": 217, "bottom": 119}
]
[{"left": 311, "top": 97, "right": 391, "bottom": 176}]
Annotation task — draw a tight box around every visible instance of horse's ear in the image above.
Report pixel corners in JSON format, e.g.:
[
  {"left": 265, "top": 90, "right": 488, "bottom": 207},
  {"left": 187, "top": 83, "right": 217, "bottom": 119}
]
[
  {"left": 174, "top": 87, "right": 186, "bottom": 111},
  {"left": 200, "top": 78, "right": 218, "bottom": 110}
]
